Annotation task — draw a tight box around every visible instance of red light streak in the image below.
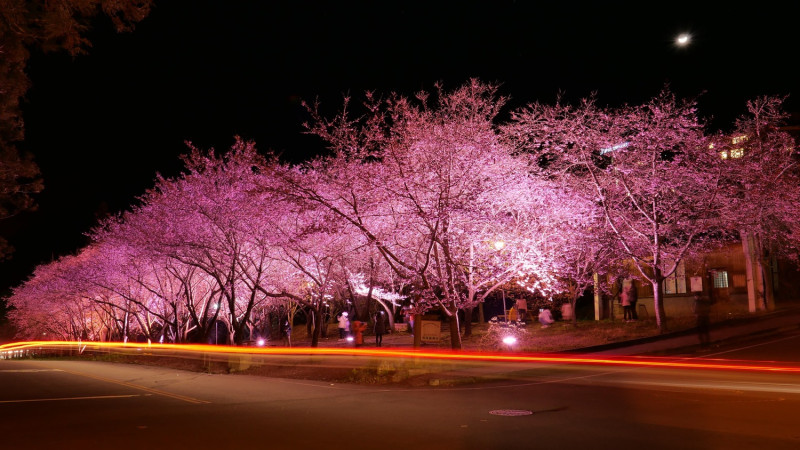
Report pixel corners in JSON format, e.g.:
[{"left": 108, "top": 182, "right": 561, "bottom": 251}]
[{"left": 3, "top": 340, "right": 800, "bottom": 374}]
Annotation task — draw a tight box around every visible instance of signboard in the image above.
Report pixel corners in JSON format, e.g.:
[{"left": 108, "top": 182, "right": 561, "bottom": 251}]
[
  {"left": 690, "top": 276, "right": 703, "bottom": 292},
  {"left": 420, "top": 319, "right": 441, "bottom": 343}
]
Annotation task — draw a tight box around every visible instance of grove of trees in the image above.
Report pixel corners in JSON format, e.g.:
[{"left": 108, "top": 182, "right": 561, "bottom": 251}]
[{"left": 6, "top": 80, "right": 799, "bottom": 348}]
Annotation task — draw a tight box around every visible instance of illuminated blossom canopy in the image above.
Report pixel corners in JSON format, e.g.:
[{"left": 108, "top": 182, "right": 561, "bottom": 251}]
[
  {"left": 285, "top": 80, "right": 574, "bottom": 348},
  {"left": 505, "top": 89, "right": 734, "bottom": 330},
  {"left": 6, "top": 80, "right": 798, "bottom": 345}
]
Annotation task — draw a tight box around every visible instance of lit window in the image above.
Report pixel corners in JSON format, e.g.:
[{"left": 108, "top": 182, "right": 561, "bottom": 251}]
[
  {"left": 712, "top": 271, "right": 729, "bottom": 288},
  {"left": 663, "top": 260, "right": 687, "bottom": 294},
  {"left": 730, "top": 148, "right": 744, "bottom": 158},
  {"left": 732, "top": 135, "right": 749, "bottom": 144}
]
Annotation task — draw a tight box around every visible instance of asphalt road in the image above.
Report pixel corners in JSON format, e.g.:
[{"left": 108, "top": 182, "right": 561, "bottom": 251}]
[
  {"left": 3, "top": 344, "right": 800, "bottom": 450},
  {"left": 649, "top": 327, "right": 800, "bottom": 362}
]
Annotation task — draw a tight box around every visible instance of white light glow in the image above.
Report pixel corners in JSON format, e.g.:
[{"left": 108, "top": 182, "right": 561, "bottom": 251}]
[
  {"left": 502, "top": 336, "right": 517, "bottom": 345},
  {"left": 599, "top": 141, "right": 630, "bottom": 155},
  {"left": 676, "top": 33, "right": 690, "bottom": 46}
]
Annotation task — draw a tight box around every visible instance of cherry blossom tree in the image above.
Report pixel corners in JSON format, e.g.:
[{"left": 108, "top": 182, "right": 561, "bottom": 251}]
[
  {"left": 93, "top": 140, "right": 281, "bottom": 344},
  {"left": 715, "top": 96, "right": 800, "bottom": 311},
  {"left": 8, "top": 247, "right": 125, "bottom": 341},
  {"left": 542, "top": 189, "right": 618, "bottom": 325},
  {"left": 505, "top": 89, "right": 728, "bottom": 331},
  {"left": 249, "top": 197, "right": 365, "bottom": 347},
  {"left": 287, "top": 80, "right": 563, "bottom": 348}
]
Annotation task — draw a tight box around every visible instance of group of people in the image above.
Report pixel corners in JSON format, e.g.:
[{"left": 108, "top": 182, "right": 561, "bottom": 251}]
[
  {"left": 506, "top": 297, "right": 555, "bottom": 328},
  {"left": 620, "top": 280, "right": 639, "bottom": 321},
  {"left": 337, "top": 310, "right": 389, "bottom": 347}
]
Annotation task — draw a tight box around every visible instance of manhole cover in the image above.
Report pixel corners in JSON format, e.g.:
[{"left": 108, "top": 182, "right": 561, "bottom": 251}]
[{"left": 489, "top": 409, "right": 533, "bottom": 416}]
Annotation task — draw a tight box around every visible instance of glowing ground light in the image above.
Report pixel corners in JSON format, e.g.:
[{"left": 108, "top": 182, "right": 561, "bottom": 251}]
[
  {"left": 676, "top": 33, "right": 691, "bottom": 46},
  {"left": 502, "top": 336, "right": 517, "bottom": 345}
]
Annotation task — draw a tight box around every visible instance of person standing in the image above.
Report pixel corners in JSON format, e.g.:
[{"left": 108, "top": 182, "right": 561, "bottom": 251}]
[
  {"left": 516, "top": 297, "right": 528, "bottom": 322},
  {"left": 693, "top": 293, "right": 713, "bottom": 347},
  {"left": 374, "top": 310, "right": 387, "bottom": 347},
  {"left": 337, "top": 312, "right": 350, "bottom": 340},
  {"left": 283, "top": 320, "right": 292, "bottom": 347},
  {"left": 621, "top": 280, "right": 637, "bottom": 321},
  {"left": 621, "top": 286, "right": 632, "bottom": 321},
  {"left": 403, "top": 308, "right": 415, "bottom": 336}
]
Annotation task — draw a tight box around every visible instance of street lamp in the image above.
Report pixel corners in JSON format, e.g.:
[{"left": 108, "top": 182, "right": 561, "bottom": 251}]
[
  {"left": 212, "top": 303, "right": 220, "bottom": 345},
  {"left": 491, "top": 239, "right": 508, "bottom": 319},
  {"left": 473, "top": 238, "right": 507, "bottom": 324}
]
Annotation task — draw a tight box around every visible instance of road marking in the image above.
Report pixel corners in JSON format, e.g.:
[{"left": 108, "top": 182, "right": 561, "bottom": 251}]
[
  {"left": 702, "top": 333, "right": 800, "bottom": 358},
  {"left": 0, "top": 394, "right": 141, "bottom": 404},
  {"left": 0, "top": 369, "right": 64, "bottom": 373},
  {"left": 489, "top": 409, "right": 533, "bottom": 416},
  {"left": 58, "top": 369, "right": 210, "bottom": 404},
  {"left": 613, "top": 379, "right": 800, "bottom": 394}
]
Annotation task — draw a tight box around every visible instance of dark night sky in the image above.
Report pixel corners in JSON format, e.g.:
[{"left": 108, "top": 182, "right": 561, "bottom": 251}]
[{"left": 2, "top": 1, "right": 798, "bottom": 292}]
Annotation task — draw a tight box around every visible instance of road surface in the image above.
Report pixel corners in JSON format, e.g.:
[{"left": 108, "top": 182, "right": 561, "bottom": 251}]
[{"left": 2, "top": 341, "right": 800, "bottom": 449}]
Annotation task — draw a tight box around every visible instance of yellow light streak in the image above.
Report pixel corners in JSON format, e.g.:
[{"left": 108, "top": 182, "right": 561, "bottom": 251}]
[{"left": 3, "top": 340, "right": 800, "bottom": 374}]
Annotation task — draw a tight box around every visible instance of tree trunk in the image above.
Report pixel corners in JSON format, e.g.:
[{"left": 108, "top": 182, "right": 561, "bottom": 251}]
[
  {"left": 463, "top": 307, "right": 474, "bottom": 337},
  {"left": 122, "top": 310, "right": 129, "bottom": 343},
  {"left": 310, "top": 307, "right": 323, "bottom": 347},
  {"left": 652, "top": 278, "right": 666, "bottom": 332},
  {"left": 593, "top": 272, "right": 602, "bottom": 321},
  {"left": 413, "top": 314, "right": 421, "bottom": 348},
  {"left": 571, "top": 297, "right": 579, "bottom": 326},
  {"left": 448, "top": 311, "right": 462, "bottom": 350},
  {"left": 376, "top": 300, "right": 394, "bottom": 332},
  {"left": 306, "top": 308, "right": 313, "bottom": 336},
  {"left": 742, "top": 231, "right": 759, "bottom": 313},
  {"left": 761, "top": 254, "right": 776, "bottom": 310},
  {"left": 320, "top": 311, "right": 329, "bottom": 338}
]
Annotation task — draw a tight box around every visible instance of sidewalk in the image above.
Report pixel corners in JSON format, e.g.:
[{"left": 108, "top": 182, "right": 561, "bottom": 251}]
[
  {"left": 301, "top": 305, "right": 800, "bottom": 356},
  {"left": 577, "top": 305, "right": 800, "bottom": 356}
]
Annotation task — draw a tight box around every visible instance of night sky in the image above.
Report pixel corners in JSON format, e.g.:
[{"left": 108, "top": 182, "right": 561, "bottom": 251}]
[{"left": 2, "top": 1, "right": 798, "bottom": 292}]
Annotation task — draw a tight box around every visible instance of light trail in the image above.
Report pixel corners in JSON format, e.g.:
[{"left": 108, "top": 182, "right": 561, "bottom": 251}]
[
  {"left": 3, "top": 340, "right": 800, "bottom": 374},
  {"left": 0, "top": 394, "right": 142, "bottom": 404}
]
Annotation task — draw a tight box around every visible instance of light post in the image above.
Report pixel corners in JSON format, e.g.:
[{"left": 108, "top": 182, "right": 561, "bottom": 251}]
[
  {"left": 212, "top": 303, "right": 220, "bottom": 345},
  {"left": 502, "top": 288, "right": 507, "bottom": 321},
  {"left": 475, "top": 239, "right": 506, "bottom": 324},
  {"left": 491, "top": 239, "right": 508, "bottom": 320}
]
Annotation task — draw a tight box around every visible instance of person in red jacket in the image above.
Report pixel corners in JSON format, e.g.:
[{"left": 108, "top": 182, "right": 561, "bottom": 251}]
[{"left": 351, "top": 320, "right": 367, "bottom": 347}]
